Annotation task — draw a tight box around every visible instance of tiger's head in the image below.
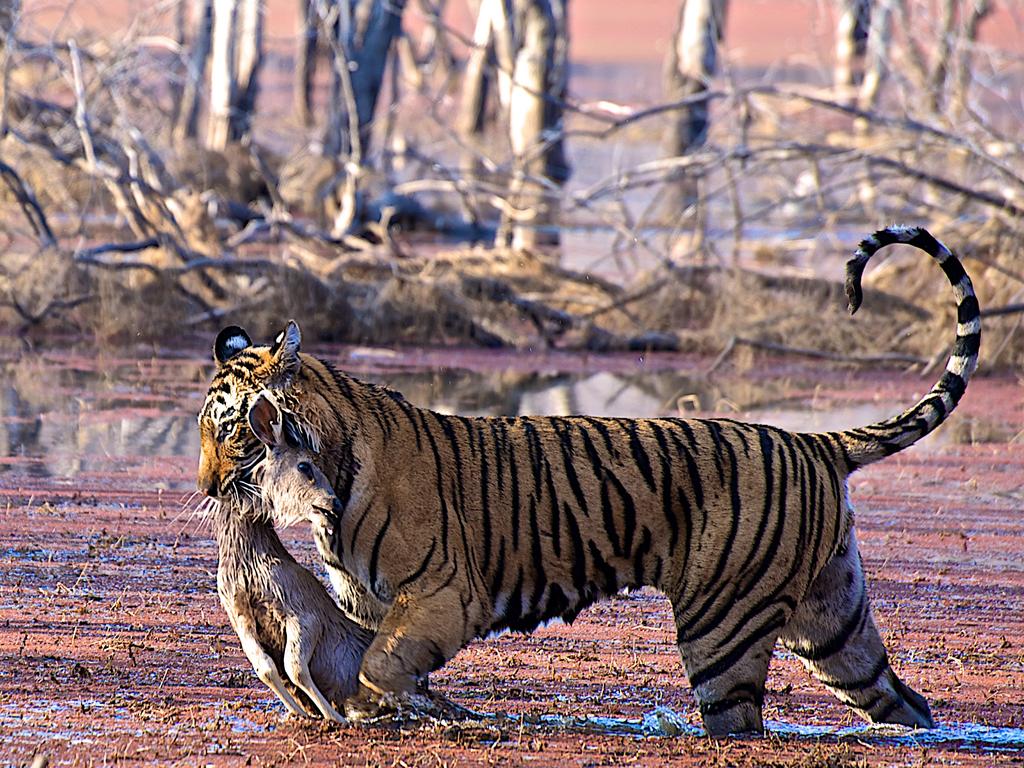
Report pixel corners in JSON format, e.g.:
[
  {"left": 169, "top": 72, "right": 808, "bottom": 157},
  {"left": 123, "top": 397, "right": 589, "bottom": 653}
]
[{"left": 197, "top": 320, "right": 305, "bottom": 497}]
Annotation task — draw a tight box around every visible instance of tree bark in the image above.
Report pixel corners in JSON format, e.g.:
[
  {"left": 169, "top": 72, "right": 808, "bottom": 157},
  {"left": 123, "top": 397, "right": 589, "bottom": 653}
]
[
  {"left": 317, "top": 0, "right": 407, "bottom": 234},
  {"left": 662, "top": 0, "right": 728, "bottom": 207},
  {"left": 857, "top": 0, "right": 891, "bottom": 114},
  {"left": 176, "top": 0, "right": 213, "bottom": 141},
  {"left": 417, "top": 0, "right": 452, "bottom": 77},
  {"left": 951, "top": 0, "right": 992, "bottom": 118},
  {"left": 0, "top": 0, "right": 19, "bottom": 136},
  {"left": 206, "top": 0, "right": 263, "bottom": 149},
  {"left": 233, "top": 0, "right": 263, "bottom": 139},
  {"left": 322, "top": 0, "right": 407, "bottom": 159},
  {"left": 834, "top": 0, "right": 870, "bottom": 102},
  {"left": 458, "top": 0, "right": 499, "bottom": 138},
  {"left": 0, "top": 0, "right": 16, "bottom": 46},
  {"left": 294, "top": 0, "right": 319, "bottom": 127},
  {"left": 207, "top": 0, "right": 238, "bottom": 150},
  {"left": 504, "top": 0, "right": 568, "bottom": 251},
  {"left": 928, "top": 0, "right": 957, "bottom": 113}
]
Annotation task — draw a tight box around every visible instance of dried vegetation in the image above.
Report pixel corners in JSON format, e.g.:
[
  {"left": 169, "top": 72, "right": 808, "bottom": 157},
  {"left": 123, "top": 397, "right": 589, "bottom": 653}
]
[{"left": 0, "top": 1, "right": 1022, "bottom": 369}]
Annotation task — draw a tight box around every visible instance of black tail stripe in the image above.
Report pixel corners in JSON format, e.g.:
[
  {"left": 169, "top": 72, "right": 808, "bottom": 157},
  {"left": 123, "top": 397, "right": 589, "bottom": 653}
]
[{"left": 841, "top": 225, "right": 980, "bottom": 468}]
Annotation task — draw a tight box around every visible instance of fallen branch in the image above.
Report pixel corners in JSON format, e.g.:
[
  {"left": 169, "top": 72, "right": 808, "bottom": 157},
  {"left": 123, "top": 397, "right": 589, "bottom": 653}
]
[
  {"left": 707, "top": 335, "right": 928, "bottom": 375},
  {"left": 984, "top": 303, "right": 1024, "bottom": 318}
]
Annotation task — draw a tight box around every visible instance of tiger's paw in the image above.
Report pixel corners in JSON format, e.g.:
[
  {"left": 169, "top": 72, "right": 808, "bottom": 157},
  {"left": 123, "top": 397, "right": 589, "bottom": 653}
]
[
  {"left": 345, "top": 685, "right": 474, "bottom": 724},
  {"left": 344, "top": 687, "right": 424, "bottom": 722}
]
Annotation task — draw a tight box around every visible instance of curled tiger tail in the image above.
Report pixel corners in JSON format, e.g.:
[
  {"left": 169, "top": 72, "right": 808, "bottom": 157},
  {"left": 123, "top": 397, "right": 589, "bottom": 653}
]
[{"left": 839, "top": 225, "right": 981, "bottom": 469}]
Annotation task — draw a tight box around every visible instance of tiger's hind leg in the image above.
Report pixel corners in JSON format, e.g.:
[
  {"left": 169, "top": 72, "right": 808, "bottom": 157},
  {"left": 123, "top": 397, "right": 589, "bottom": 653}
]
[
  {"left": 780, "top": 530, "right": 934, "bottom": 729},
  {"left": 673, "top": 602, "right": 788, "bottom": 736}
]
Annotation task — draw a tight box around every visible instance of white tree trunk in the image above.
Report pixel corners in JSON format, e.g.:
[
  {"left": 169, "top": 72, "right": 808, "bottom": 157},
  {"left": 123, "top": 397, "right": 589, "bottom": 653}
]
[
  {"left": 951, "top": 0, "right": 991, "bottom": 117},
  {"left": 492, "top": 0, "right": 515, "bottom": 113},
  {"left": 505, "top": 0, "right": 566, "bottom": 251},
  {"left": 662, "top": 0, "right": 727, "bottom": 212},
  {"left": 458, "top": 0, "right": 499, "bottom": 138},
  {"left": 664, "top": 0, "right": 728, "bottom": 155},
  {"left": 206, "top": 0, "right": 262, "bottom": 149},
  {"left": 834, "top": 0, "right": 870, "bottom": 103},
  {"left": 207, "top": 0, "right": 238, "bottom": 150}
]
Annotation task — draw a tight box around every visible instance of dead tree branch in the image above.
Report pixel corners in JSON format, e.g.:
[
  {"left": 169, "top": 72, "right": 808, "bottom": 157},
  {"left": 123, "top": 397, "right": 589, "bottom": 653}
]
[{"left": 0, "top": 160, "right": 56, "bottom": 245}]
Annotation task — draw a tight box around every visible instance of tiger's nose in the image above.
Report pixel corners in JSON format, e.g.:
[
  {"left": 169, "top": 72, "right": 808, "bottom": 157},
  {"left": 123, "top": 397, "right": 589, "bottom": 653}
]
[{"left": 198, "top": 476, "right": 220, "bottom": 497}]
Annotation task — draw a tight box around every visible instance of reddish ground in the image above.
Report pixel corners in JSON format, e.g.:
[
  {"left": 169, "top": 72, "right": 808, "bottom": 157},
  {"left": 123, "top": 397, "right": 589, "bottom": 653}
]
[{"left": 0, "top": 349, "right": 1022, "bottom": 766}]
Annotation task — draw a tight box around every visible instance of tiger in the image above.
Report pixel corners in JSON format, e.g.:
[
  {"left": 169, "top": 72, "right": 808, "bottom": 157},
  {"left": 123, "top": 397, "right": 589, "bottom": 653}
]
[{"left": 197, "top": 225, "right": 980, "bottom": 736}]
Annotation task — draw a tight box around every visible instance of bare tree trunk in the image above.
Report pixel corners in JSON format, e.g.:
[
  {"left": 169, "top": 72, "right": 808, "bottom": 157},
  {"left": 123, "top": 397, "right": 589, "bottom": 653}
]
[
  {"left": 0, "top": 0, "right": 17, "bottom": 45},
  {"left": 458, "top": 0, "right": 499, "bottom": 138},
  {"left": 206, "top": 0, "right": 262, "bottom": 149},
  {"left": 0, "top": 0, "right": 19, "bottom": 136},
  {"left": 857, "top": 0, "right": 892, "bottom": 114},
  {"left": 319, "top": 0, "right": 406, "bottom": 235},
  {"left": 663, "top": 0, "right": 727, "bottom": 208},
  {"left": 322, "top": 0, "right": 406, "bottom": 158},
  {"left": 504, "top": 0, "right": 568, "bottom": 251},
  {"left": 951, "top": 0, "right": 992, "bottom": 118},
  {"left": 207, "top": 0, "right": 238, "bottom": 150},
  {"left": 929, "top": 0, "right": 957, "bottom": 114},
  {"left": 492, "top": 0, "right": 515, "bottom": 114},
  {"left": 834, "top": 0, "right": 870, "bottom": 103},
  {"left": 233, "top": 0, "right": 263, "bottom": 139},
  {"left": 418, "top": 0, "right": 452, "bottom": 78},
  {"left": 853, "top": 0, "right": 891, "bottom": 208},
  {"left": 295, "top": 0, "right": 318, "bottom": 127},
  {"left": 176, "top": 0, "right": 213, "bottom": 141}
]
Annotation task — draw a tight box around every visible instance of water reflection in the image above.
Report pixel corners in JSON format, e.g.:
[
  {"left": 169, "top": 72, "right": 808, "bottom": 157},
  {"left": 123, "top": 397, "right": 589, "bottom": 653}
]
[
  {"left": 0, "top": 347, "right": 999, "bottom": 484},
  {"left": 0, "top": 353, "right": 207, "bottom": 480}
]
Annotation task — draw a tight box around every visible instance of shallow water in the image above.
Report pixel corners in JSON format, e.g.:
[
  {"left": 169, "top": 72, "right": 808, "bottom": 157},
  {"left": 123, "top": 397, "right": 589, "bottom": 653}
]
[
  {"left": 0, "top": 346, "right": 1012, "bottom": 485},
  {"left": 508, "top": 708, "right": 1024, "bottom": 752}
]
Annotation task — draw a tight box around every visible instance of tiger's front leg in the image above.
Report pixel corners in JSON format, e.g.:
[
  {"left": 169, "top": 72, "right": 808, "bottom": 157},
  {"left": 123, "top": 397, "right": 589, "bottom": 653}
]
[{"left": 346, "top": 588, "right": 483, "bottom": 721}]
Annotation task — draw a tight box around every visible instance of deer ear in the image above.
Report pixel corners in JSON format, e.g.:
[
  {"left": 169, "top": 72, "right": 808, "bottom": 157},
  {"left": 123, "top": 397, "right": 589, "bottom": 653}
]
[
  {"left": 247, "top": 393, "right": 281, "bottom": 448},
  {"left": 269, "top": 320, "right": 302, "bottom": 380},
  {"left": 214, "top": 326, "right": 252, "bottom": 366}
]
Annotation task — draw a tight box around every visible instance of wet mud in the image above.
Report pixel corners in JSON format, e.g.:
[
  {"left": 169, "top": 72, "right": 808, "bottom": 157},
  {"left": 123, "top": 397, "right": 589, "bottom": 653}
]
[{"left": 0, "top": 345, "right": 1022, "bottom": 767}]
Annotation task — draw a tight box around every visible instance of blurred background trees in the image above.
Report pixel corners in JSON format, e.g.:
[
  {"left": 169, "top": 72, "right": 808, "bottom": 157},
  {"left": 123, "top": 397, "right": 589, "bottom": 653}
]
[{"left": 0, "top": 0, "right": 1021, "bottom": 365}]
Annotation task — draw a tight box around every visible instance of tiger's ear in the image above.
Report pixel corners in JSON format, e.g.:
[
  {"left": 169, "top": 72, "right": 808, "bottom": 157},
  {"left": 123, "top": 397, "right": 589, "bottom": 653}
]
[
  {"left": 248, "top": 393, "right": 282, "bottom": 448},
  {"left": 269, "top": 319, "right": 302, "bottom": 380},
  {"left": 214, "top": 325, "right": 252, "bottom": 366}
]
